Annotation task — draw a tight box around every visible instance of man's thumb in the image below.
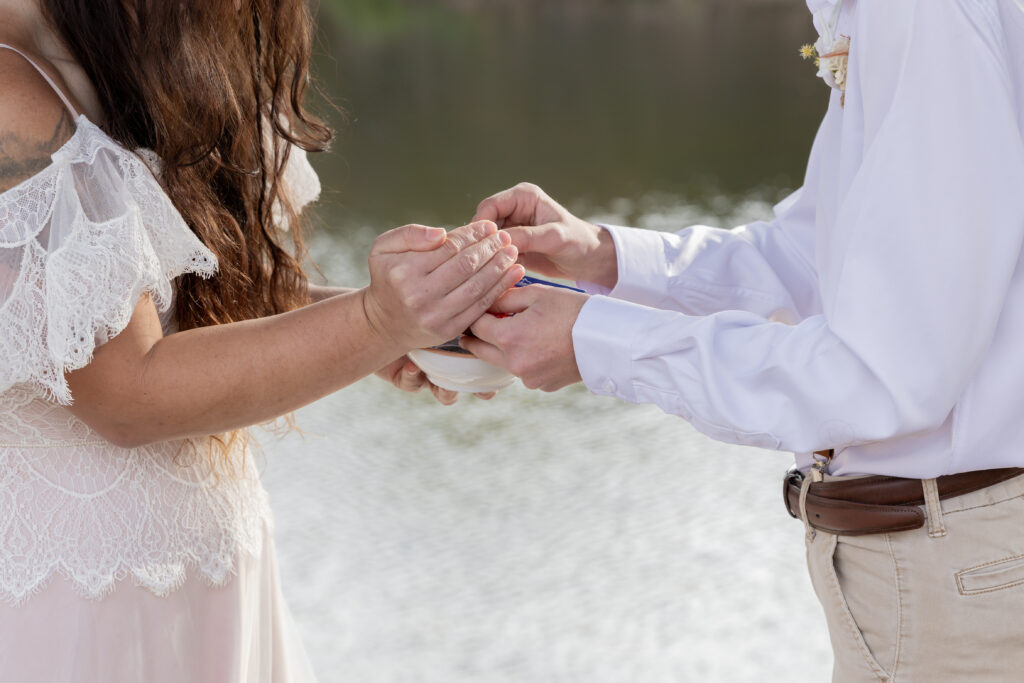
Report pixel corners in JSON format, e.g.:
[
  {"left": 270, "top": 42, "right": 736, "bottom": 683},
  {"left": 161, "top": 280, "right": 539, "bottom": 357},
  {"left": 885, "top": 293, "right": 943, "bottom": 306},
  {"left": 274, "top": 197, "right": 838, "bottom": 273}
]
[{"left": 505, "top": 223, "right": 563, "bottom": 255}]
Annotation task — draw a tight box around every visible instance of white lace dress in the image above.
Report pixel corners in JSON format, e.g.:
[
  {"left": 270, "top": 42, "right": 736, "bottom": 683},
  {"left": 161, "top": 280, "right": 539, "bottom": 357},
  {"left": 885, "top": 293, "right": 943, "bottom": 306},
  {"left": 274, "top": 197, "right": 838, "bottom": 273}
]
[{"left": 0, "top": 47, "right": 322, "bottom": 683}]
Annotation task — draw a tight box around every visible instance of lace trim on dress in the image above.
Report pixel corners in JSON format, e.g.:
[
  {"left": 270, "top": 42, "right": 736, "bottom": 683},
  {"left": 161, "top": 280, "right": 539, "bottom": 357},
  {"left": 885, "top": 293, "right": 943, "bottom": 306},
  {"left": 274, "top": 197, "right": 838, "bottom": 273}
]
[
  {"left": 0, "top": 397, "right": 273, "bottom": 606},
  {"left": 0, "top": 116, "right": 273, "bottom": 606},
  {"left": 0, "top": 117, "right": 218, "bottom": 404},
  {"left": 271, "top": 138, "right": 322, "bottom": 231},
  {"left": 0, "top": 96, "right": 319, "bottom": 606}
]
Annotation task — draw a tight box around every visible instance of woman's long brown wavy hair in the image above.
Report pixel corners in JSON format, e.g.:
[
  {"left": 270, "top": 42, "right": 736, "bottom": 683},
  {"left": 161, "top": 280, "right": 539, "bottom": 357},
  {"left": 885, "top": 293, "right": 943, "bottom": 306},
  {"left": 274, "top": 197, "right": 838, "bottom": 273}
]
[{"left": 41, "top": 0, "right": 333, "bottom": 467}]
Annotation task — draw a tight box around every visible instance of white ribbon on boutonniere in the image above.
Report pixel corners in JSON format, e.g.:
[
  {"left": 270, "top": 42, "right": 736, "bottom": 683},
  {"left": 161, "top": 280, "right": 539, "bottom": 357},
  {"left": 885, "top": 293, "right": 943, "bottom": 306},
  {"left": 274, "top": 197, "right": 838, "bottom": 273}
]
[{"left": 801, "top": 0, "right": 850, "bottom": 106}]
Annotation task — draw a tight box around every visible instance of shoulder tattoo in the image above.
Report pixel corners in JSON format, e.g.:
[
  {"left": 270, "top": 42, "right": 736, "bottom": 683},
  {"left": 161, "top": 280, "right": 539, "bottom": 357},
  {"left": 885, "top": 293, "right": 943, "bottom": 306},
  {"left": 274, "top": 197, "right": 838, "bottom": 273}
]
[{"left": 0, "top": 109, "right": 74, "bottom": 193}]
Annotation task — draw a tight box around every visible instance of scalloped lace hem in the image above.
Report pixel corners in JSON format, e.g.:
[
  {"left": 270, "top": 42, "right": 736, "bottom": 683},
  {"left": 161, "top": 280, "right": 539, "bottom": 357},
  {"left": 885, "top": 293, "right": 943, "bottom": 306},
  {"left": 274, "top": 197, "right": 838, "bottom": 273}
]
[
  {"left": 0, "top": 433, "right": 273, "bottom": 608},
  {"left": 1, "top": 539, "right": 268, "bottom": 608}
]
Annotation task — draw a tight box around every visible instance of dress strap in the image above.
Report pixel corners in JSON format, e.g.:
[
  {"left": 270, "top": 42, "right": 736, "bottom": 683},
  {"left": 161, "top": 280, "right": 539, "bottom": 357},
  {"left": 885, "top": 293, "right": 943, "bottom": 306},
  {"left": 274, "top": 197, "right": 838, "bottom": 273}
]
[{"left": 0, "top": 43, "right": 79, "bottom": 119}]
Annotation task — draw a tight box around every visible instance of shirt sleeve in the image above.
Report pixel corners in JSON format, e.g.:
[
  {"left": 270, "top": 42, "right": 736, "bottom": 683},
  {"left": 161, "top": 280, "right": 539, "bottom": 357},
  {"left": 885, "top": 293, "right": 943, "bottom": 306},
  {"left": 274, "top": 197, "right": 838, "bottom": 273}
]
[
  {"left": 572, "top": 0, "right": 1024, "bottom": 453},
  {"left": 580, "top": 184, "right": 822, "bottom": 325}
]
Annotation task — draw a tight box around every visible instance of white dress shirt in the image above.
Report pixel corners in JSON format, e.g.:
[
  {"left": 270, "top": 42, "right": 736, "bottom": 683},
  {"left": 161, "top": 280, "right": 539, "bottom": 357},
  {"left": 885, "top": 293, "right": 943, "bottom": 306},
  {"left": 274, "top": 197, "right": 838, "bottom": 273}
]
[{"left": 572, "top": 0, "right": 1024, "bottom": 477}]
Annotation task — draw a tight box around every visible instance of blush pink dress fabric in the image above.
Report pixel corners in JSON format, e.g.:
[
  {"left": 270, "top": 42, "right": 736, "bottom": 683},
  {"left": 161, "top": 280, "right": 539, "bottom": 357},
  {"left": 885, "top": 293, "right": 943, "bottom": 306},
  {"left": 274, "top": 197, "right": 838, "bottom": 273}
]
[{"left": 0, "top": 44, "right": 320, "bottom": 682}]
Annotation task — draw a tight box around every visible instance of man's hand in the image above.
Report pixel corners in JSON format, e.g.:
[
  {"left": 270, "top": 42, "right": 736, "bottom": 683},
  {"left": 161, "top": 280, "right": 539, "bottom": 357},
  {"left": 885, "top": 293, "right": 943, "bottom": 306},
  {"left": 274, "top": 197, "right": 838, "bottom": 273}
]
[
  {"left": 462, "top": 285, "right": 588, "bottom": 392},
  {"left": 374, "top": 355, "right": 498, "bottom": 406},
  {"left": 473, "top": 183, "right": 618, "bottom": 289}
]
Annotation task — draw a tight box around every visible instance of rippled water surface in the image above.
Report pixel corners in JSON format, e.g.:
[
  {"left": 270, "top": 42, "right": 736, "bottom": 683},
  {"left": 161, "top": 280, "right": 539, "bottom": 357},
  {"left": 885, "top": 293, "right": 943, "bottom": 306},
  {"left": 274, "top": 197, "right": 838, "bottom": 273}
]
[{"left": 262, "top": 3, "right": 833, "bottom": 681}]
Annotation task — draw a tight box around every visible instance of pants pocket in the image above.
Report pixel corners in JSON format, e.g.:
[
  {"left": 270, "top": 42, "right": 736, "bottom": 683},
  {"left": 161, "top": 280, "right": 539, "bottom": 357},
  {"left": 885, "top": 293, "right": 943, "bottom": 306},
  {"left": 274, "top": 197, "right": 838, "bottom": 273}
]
[
  {"left": 956, "top": 553, "right": 1024, "bottom": 596},
  {"left": 807, "top": 533, "right": 894, "bottom": 682}
]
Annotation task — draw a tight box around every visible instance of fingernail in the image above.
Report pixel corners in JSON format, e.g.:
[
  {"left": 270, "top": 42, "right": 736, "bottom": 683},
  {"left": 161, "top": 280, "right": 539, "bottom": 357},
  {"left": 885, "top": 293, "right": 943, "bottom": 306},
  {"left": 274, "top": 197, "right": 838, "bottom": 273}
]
[
  {"left": 479, "top": 221, "right": 497, "bottom": 234},
  {"left": 498, "top": 230, "right": 511, "bottom": 246},
  {"left": 502, "top": 245, "right": 518, "bottom": 260}
]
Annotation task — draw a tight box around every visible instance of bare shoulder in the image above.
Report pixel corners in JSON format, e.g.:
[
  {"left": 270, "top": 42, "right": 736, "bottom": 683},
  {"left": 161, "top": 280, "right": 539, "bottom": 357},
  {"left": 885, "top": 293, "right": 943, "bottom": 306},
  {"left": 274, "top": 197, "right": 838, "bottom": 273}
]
[{"left": 0, "top": 49, "right": 76, "bottom": 193}]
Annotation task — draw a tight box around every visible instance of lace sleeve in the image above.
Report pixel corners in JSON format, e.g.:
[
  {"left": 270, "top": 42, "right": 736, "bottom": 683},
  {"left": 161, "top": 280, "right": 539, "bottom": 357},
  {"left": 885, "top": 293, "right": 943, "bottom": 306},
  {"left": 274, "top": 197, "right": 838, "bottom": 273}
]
[
  {"left": 272, "top": 142, "right": 322, "bottom": 231},
  {"left": 0, "top": 119, "right": 217, "bottom": 405},
  {"left": 283, "top": 145, "right": 321, "bottom": 213}
]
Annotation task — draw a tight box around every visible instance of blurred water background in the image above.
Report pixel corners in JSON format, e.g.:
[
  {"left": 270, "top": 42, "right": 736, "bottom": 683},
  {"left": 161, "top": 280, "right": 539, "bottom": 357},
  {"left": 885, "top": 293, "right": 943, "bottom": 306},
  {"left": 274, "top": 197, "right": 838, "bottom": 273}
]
[{"left": 261, "top": 1, "right": 833, "bottom": 680}]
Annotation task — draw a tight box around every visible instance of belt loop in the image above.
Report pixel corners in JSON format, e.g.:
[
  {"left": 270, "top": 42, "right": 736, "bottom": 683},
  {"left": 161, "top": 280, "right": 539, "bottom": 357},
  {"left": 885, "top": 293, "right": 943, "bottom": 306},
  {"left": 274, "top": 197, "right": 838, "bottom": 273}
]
[
  {"left": 800, "top": 450, "right": 834, "bottom": 542},
  {"left": 922, "top": 478, "right": 947, "bottom": 538},
  {"left": 799, "top": 472, "right": 816, "bottom": 542}
]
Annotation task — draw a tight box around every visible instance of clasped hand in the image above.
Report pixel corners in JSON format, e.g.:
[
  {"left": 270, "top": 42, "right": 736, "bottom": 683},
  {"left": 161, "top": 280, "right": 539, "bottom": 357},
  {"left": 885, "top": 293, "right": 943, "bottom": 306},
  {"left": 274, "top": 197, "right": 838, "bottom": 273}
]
[
  {"left": 364, "top": 219, "right": 523, "bottom": 404},
  {"left": 462, "top": 183, "right": 618, "bottom": 393},
  {"left": 366, "top": 183, "right": 617, "bottom": 401}
]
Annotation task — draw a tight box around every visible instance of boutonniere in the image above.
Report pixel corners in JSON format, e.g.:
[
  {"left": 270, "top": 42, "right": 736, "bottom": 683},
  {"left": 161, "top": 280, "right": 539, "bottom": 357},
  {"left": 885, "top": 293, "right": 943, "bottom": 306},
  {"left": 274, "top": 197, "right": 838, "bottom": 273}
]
[{"left": 800, "top": 35, "right": 850, "bottom": 106}]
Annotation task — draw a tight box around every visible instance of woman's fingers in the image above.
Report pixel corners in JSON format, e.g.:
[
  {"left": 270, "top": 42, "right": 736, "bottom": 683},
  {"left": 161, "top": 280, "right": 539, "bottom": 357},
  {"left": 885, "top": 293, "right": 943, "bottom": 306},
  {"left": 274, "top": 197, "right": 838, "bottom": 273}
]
[
  {"left": 364, "top": 218, "right": 536, "bottom": 349},
  {"left": 394, "top": 358, "right": 460, "bottom": 404},
  {"left": 374, "top": 357, "right": 430, "bottom": 395},
  {"left": 417, "top": 221, "right": 499, "bottom": 273},
  {"left": 430, "top": 234, "right": 516, "bottom": 299},
  {"left": 365, "top": 220, "right": 510, "bottom": 348},
  {"left": 371, "top": 224, "right": 447, "bottom": 255},
  {"left": 396, "top": 361, "right": 427, "bottom": 393},
  {"left": 425, "top": 229, "right": 510, "bottom": 289},
  {"left": 430, "top": 383, "right": 459, "bottom": 406},
  {"left": 447, "top": 262, "right": 526, "bottom": 334}
]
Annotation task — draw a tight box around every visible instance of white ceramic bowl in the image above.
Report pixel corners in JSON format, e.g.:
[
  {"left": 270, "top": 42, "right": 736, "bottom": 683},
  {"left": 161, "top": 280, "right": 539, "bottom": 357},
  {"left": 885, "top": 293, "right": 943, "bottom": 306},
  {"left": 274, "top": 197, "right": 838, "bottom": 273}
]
[{"left": 407, "top": 347, "right": 516, "bottom": 393}]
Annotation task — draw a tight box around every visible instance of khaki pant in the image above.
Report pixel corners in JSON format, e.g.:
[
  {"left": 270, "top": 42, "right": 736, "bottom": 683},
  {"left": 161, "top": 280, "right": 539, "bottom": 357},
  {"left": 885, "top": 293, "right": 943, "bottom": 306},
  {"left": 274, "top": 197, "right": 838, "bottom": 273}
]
[{"left": 805, "top": 472, "right": 1024, "bottom": 682}]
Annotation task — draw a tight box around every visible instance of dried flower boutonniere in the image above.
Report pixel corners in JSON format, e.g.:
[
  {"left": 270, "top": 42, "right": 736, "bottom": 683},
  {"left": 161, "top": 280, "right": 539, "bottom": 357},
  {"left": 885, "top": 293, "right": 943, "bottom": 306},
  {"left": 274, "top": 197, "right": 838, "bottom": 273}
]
[{"left": 800, "top": 35, "right": 850, "bottom": 106}]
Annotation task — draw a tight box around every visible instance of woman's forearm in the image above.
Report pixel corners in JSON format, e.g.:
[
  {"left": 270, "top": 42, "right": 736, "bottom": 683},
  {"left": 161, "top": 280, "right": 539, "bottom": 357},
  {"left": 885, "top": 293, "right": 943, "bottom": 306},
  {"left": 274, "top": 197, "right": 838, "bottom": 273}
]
[
  {"left": 65, "top": 221, "right": 521, "bottom": 447},
  {"left": 69, "top": 289, "right": 405, "bottom": 448},
  {"left": 308, "top": 283, "right": 355, "bottom": 302}
]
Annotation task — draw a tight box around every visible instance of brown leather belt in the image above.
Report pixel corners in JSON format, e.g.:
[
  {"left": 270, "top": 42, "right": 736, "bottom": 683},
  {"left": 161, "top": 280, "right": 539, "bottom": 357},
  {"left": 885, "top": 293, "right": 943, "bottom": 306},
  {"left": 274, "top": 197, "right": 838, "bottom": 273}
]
[{"left": 783, "top": 457, "right": 1024, "bottom": 536}]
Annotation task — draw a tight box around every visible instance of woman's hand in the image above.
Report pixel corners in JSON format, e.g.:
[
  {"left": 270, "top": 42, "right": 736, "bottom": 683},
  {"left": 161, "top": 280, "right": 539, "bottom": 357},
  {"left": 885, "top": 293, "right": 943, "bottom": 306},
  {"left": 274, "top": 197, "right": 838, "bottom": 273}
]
[
  {"left": 374, "top": 355, "right": 498, "bottom": 406},
  {"left": 309, "top": 286, "right": 496, "bottom": 404},
  {"left": 473, "top": 183, "right": 618, "bottom": 289},
  {"left": 362, "top": 221, "right": 526, "bottom": 351}
]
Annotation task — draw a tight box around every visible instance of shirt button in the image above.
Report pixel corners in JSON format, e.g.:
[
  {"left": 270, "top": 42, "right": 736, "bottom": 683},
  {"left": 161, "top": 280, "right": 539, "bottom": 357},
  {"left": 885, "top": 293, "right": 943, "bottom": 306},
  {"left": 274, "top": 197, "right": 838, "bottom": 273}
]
[{"left": 602, "top": 378, "right": 617, "bottom": 393}]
